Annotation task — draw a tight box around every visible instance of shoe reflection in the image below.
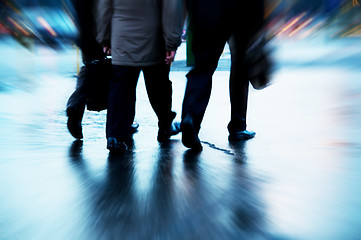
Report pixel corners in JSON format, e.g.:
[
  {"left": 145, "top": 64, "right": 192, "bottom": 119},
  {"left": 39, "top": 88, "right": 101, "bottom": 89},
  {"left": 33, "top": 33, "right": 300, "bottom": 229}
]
[
  {"left": 229, "top": 141, "right": 247, "bottom": 165},
  {"left": 183, "top": 149, "right": 201, "bottom": 163},
  {"left": 68, "top": 139, "right": 83, "bottom": 160}
]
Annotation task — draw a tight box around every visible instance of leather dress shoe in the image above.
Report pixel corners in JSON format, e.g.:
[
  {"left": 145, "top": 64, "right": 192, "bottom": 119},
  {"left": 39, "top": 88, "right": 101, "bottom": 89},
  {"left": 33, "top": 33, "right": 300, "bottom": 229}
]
[
  {"left": 181, "top": 115, "right": 202, "bottom": 151},
  {"left": 107, "top": 137, "right": 128, "bottom": 153},
  {"left": 66, "top": 107, "right": 84, "bottom": 139},
  {"left": 228, "top": 130, "right": 255, "bottom": 142},
  {"left": 157, "top": 122, "right": 181, "bottom": 142}
]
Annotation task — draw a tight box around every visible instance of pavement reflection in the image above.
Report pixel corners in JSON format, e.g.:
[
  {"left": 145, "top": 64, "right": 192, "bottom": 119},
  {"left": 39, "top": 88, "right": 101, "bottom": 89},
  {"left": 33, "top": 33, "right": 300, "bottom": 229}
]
[
  {"left": 66, "top": 138, "right": 273, "bottom": 239},
  {"left": 1, "top": 38, "right": 361, "bottom": 239}
]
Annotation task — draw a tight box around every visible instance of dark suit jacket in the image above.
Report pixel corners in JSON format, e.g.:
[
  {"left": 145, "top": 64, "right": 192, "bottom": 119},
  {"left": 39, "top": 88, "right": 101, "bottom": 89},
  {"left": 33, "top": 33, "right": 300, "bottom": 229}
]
[{"left": 72, "top": 0, "right": 105, "bottom": 62}]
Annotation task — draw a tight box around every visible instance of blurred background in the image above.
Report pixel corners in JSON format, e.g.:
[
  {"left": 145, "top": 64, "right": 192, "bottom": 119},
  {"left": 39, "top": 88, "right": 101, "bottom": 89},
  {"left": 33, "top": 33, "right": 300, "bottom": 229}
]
[
  {"left": 0, "top": 0, "right": 358, "bottom": 90},
  {"left": 1, "top": 0, "right": 360, "bottom": 48},
  {"left": 0, "top": 0, "right": 76, "bottom": 49},
  {"left": 0, "top": 0, "right": 360, "bottom": 89},
  {"left": 265, "top": 0, "right": 360, "bottom": 38}
]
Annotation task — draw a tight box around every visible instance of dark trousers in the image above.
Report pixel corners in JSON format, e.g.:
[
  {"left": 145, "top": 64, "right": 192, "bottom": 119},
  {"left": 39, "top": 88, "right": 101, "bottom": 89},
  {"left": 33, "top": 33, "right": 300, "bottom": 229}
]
[
  {"left": 67, "top": 66, "right": 87, "bottom": 116},
  {"left": 182, "top": 0, "right": 264, "bottom": 133},
  {"left": 106, "top": 63, "right": 174, "bottom": 139}
]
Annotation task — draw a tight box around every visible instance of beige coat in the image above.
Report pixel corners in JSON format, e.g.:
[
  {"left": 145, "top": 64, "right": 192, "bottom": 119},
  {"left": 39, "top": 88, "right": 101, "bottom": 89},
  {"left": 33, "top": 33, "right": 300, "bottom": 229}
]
[{"left": 96, "top": 0, "right": 184, "bottom": 66}]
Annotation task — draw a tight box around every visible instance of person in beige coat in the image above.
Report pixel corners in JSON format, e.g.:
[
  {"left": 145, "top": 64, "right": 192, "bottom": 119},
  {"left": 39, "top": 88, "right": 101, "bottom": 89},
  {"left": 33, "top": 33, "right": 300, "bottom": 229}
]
[{"left": 96, "top": 0, "right": 184, "bottom": 152}]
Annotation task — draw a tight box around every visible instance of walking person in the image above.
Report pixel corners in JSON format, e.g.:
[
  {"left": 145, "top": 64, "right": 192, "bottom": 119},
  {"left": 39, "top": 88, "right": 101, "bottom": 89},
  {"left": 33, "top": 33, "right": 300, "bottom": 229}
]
[
  {"left": 181, "top": 0, "right": 265, "bottom": 150},
  {"left": 66, "top": 0, "right": 138, "bottom": 140},
  {"left": 96, "top": 0, "right": 184, "bottom": 152}
]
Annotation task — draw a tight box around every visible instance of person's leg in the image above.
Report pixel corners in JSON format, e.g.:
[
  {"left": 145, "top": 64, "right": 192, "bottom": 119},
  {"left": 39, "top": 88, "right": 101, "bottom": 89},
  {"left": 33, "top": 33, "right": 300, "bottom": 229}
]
[
  {"left": 227, "top": 0, "right": 264, "bottom": 141},
  {"left": 227, "top": 36, "right": 249, "bottom": 133},
  {"left": 181, "top": 0, "right": 232, "bottom": 149},
  {"left": 106, "top": 65, "right": 140, "bottom": 148},
  {"left": 227, "top": 35, "right": 256, "bottom": 141},
  {"left": 66, "top": 66, "right": 87, "bottom": 139},
  {"left": 142, "top": 64, "right": 180, "bottom": 142},
  {"left": 182, "top": 30, "right": 228, "bottom": 129}
]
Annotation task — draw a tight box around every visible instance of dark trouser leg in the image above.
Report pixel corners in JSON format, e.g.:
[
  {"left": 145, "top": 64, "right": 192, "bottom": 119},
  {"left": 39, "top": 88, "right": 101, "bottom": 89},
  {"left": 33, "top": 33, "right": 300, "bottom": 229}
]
[
  {"left": 66, "top": 66, "right": 87, "bottom": 139},
  {"left": 142, "top": 64, "right": 175, "bottom": 130},
  {"left": 182, "top": 0, "right": 236, "bottom": 130},
  {"left": 106, "top": 65, "right": 140, "bottom": 140},
  {"left": 182, "top": 29, "right": 230, "bottom": 131},
  {"left": 227, "top": 36, "right": 249, "bottom": 133},
  {"left": 66, "top": 66, "right": 87, "bottom": 117},
  {"left": 227, "top": 0, "right": 265, "bottom": 133},
  {"left": 181, "top": 0, "right": 234, "bottom": 150},
  {"left": 182, "top": 63, "right": 216, "bottom": 132}
]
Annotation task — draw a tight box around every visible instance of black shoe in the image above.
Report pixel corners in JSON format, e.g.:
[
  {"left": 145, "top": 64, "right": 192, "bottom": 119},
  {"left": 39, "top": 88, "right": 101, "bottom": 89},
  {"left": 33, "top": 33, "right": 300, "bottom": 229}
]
[
  {"left": 130, "top": 122, "right": 139, "bottom": 134},
  {"left": 107, "top": 137, "right": 128, "bottom": 153},
  {"left": 181, "top": 115, "right": 202, "bottom": 151},
  {"left": 157, "top": 122, "right": 181, "bottom": 142},
  {"left": 66, "top": 107, "right": 84, "bottom": 139},
  {"left": 228, "top": 130, "right": 255, "bottom": 142}
]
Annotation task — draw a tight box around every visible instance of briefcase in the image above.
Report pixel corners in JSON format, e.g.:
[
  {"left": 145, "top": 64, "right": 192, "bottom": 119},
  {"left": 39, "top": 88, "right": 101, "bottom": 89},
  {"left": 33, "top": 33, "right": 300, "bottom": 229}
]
[
  {"left": 86, "top": 58, "right": 112, "bottom": 111},
  {"left": 246, "top": 33, "right": 274, "bottom": 90}
]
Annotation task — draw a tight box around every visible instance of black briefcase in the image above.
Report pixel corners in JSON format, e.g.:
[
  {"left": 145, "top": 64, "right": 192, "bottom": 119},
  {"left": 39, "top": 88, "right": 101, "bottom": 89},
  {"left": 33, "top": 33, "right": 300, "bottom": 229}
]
[
  {"left": 246, "top": 34, "right": 274, "bottom": 90},
  {"left": 85, "top": 58, "right": 112, "bottom": 111}
]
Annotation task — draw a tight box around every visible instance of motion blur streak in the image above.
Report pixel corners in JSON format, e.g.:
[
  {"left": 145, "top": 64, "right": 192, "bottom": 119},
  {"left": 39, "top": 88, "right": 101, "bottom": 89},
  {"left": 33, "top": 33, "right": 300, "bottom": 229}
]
[
  {"left": 37, "top": 16, "right": 57, "bottom": 37},
  {"left": 288, "top": 17, "right": 313, "bottom": 37},
  {"left": 7, "top": 17, "right": 29, "bottom": 36},
  {"left": 278, "top": 13, "right": 306, "bottom": 35}
]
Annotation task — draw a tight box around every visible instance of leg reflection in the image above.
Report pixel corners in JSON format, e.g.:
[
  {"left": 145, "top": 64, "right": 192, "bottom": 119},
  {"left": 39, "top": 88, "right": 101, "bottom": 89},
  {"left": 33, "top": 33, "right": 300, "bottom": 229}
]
[
  {"left": 87, "top": 152, "right": 136, "bottom": 238},
  {"left": 229, "top": 141, "right": 271, "bottom": 238},
  {"left": 183, "top": 149, "right": 201, "bottom": 164},
  {"left": 229, "top": 141, "right": 247, "bottom": 165},
  {"left": 65, "top": 139, "right": 273, "bottom": 238},
  {"left": 68, "top": 139, "right": 83, "bottom": 161},
  {"left": 146, "top": 141, "right": 176, "bottom": 229}
]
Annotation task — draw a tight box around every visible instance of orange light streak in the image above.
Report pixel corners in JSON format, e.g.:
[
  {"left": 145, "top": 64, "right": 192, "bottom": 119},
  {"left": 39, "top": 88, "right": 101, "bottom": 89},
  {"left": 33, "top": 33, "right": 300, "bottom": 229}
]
[
  {"left": 289, "top": 17, "right": 313, "bottom": 37},
  {"left": 278, "top": 12, "right": 307, "bottom": 35},
  {"left": 7, "top": 17, "right": 29, "bottom": 36}
]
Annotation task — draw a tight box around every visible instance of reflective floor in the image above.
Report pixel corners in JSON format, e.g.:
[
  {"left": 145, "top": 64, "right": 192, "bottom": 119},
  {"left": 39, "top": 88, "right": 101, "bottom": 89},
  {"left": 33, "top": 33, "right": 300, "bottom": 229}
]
[{"left": 0, "top": 37, "right": 361, "bottom": 239}]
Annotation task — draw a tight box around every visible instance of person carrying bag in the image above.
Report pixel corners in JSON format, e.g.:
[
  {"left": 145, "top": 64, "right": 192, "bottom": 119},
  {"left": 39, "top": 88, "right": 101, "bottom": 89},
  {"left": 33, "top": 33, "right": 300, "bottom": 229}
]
[{"left": 66, "top": 0, "right": 138, "bottom": 140}]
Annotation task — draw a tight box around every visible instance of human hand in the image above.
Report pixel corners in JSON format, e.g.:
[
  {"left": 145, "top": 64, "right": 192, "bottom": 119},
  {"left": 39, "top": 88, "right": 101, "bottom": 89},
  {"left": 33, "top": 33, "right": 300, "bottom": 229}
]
[
  {"left": 165, "top": 50, "right": 176, "bottom": 65},
  {"left": 103, "top": 45, "right": 111, "bottom": 55}
]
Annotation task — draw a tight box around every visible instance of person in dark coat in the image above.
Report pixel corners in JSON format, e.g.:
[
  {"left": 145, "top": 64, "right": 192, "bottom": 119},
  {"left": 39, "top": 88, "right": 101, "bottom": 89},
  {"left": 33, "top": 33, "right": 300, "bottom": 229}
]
[
  {"left": 96, "top": 0, "right": 184, "bottom": 152},
  {"left": 66, "top": 0, "right": 139, "bottom": 140},
  {"left": 181, "top": 0, "right": 265, "bottom": 150}
]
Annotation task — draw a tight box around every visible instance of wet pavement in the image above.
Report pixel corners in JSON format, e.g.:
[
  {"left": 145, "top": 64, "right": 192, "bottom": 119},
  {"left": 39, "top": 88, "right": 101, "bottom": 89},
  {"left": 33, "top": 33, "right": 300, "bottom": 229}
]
[{"left": 1, "top": 36, "right": 361, "bottom": 239}]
